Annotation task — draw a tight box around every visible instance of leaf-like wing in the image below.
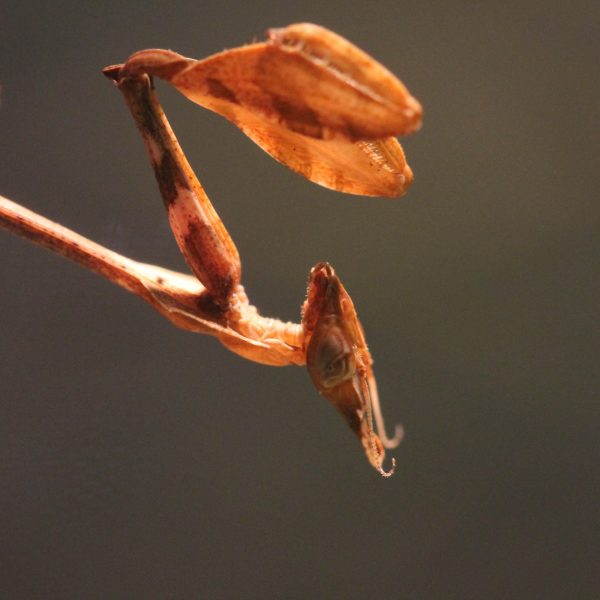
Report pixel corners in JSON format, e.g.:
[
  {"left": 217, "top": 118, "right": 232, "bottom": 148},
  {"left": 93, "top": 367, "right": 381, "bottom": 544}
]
[{"left": 122, "top": 23, "right": 422, "bottom": 197}]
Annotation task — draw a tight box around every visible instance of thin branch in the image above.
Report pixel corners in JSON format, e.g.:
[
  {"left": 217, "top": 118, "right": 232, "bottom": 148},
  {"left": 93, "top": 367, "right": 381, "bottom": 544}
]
[{"left": 0, "top": 193, "right": 202, "bottom": 302}]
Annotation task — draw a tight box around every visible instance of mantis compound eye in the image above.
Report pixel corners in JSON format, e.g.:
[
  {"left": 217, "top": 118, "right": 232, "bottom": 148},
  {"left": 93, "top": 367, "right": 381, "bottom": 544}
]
[{"left": 311, "top": 325, "right": 355, "bottom": 388}]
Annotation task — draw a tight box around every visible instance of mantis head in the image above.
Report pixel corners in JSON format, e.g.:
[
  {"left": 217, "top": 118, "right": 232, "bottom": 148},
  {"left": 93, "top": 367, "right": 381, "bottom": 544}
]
[{"left": 302, "top": 263, "right": 403, "bottom": 476}]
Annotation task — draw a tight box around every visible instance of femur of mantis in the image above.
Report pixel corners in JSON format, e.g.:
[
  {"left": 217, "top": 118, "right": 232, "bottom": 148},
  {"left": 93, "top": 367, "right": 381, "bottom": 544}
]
[{"left": 0, "top": 24, "right": 422, "bottom": 476}]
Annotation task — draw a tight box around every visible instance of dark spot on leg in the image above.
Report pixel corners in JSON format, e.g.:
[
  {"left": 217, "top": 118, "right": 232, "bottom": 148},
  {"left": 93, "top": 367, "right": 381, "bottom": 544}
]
[
  {"left": 184, "top": 219, "right": 239, "bottom": 304},
  {"left": 153, "top": 151, "right": 189, "bottom": 207},
  {"left": 116, "top": 75, "right": 190, "bottom": 208},
  {"left": 196, "top": 291, "right": 230, "bottom": 322}
]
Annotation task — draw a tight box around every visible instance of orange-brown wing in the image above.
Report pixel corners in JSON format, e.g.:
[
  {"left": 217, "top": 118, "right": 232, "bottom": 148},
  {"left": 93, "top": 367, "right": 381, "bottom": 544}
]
[{"left": 122, "top": 23, "right": 422, "bottom": 197}]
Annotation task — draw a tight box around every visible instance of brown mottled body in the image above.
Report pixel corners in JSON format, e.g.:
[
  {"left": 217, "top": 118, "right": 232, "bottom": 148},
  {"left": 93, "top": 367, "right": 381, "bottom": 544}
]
[{"left": 1, "top": 24, "right": 421, "bottom": 475}]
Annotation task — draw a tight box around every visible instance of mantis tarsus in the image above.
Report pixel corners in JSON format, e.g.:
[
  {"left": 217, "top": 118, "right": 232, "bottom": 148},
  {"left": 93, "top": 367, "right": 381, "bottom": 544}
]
[{"left": 0, "top": 24, "right": 422, "bottom": 476}]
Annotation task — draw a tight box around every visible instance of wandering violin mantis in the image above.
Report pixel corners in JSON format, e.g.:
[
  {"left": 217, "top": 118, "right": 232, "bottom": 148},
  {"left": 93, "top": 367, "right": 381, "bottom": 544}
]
[{"left": 0, "top": 24, "right": 422, "bottom": 476}]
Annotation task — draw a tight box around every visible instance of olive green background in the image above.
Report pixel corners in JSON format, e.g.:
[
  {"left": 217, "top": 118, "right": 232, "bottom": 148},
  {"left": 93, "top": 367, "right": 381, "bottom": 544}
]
[{"left": 1, "top": 1, "right": 598, "bottom": 598}]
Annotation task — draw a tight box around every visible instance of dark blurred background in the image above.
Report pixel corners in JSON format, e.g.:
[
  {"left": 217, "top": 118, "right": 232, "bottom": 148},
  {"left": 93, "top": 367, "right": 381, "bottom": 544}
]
[{"left": 1, "top": 1, "right": 598, "bottom": 598}]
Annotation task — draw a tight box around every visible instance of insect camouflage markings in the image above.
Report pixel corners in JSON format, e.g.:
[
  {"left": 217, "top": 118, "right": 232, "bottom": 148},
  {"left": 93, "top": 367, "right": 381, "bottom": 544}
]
[{"left": 0, "top": 24, "right": 422, "bottom": 476}]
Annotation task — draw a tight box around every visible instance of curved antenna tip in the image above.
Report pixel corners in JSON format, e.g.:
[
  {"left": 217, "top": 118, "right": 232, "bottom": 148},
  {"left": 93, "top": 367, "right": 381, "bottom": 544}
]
[{"left": 377, "top": 456, "right": 396, "bottom": 478}]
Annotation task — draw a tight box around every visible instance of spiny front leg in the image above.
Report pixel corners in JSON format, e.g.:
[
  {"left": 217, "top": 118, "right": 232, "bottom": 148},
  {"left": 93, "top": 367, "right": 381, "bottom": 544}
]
[
  {"left": 302, "top": 263, "right": 403, "bottom": 476},
  {"left": 103, "top": 66, "right": 240, "bottom": 309}
]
